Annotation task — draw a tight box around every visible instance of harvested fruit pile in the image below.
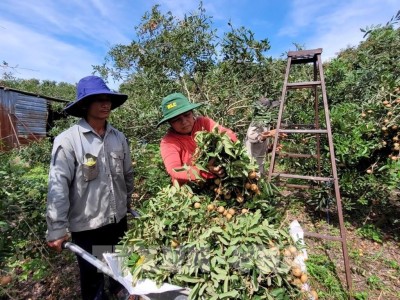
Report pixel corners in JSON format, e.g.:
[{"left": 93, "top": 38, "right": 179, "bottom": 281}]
[{"left": 121, "top": 128, "right": 318, "bottom": 299}]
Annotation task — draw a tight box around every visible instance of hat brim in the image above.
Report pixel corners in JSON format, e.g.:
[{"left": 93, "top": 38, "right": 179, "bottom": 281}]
[
  {"left": 157, "top": 102, "right": 203, "bottom": 128},
  {"left": 64, "top": 92, "right": 128, "bottom": 117}
]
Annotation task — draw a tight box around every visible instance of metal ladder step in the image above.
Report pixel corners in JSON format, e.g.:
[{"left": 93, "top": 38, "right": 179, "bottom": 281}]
[
  {"left": 279, "top": 129, "right": 328, "bottom": 134},
  {"left": 276, "top": 182, "right": 320, "bottom": 190},
  {"left": 271, "top": 172, "right": 334, "bottom": 182},
  {"left": 304, "top": 231, "right": 345, "bottom": 242},
  {"left": 287, "top": 81, "right": 321, "bottom": 89},
  {"left": 277, "top": 152, "right": 318, "bottom": 159}
]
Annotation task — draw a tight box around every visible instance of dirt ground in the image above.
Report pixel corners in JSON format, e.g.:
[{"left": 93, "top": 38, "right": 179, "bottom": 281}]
[
  {"left": 1, "top": 254, "right": 80, "bottom": 300},
  {"left": 2, "top": 204, "right": 400, "bottom": 300}
]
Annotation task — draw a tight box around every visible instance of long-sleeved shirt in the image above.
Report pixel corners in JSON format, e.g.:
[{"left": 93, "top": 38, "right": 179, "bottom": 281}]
[
  {"left": 244, "top": 122, "right": 272, "bottom": 175},
  {"left": 160, "top": 116, "right": 237, "bottom": 185},
  {"left": 46, "top": 119, "right": 134, "bottom": 241}
]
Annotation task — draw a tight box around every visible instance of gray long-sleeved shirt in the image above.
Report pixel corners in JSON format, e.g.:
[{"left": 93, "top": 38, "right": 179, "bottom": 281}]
[
  {"left": 46, "top": 119, "right": 134, "bottom": 241},
  {"left": 245, "top": 123, "right": 272, "bottom": 175}
]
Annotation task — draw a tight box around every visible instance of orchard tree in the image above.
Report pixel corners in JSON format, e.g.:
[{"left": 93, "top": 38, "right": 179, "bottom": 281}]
[
  {"left": 94, "top": 3, "right": 218, "bottom": 141},
  {"left": 206, "top": 24, "right": 283, "bottom": 129},
  {"left": 94, "top": 3, "right": 280, "bottom": 142}
]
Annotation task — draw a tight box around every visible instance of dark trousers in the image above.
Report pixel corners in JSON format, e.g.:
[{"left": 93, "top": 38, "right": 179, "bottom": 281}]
[{"left": 71, "top": 217, "right": 127, "bottom": 300}]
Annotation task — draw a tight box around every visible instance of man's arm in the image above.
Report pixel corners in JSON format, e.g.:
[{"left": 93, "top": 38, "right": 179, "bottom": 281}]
[
  {"left": 46, "top": 142, "right": 75, "bottom": 247},
  {"left": 160, "top": 141, "right": 213, "bottom": 184}
]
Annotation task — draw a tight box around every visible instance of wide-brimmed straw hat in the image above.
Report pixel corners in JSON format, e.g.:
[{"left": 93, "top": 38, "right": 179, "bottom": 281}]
[
  {"left": 157, "top": 93, "right": 203, "bottom": 127},
  {"left": 64, "top": 75, "right": 128, "bottom": 117}
]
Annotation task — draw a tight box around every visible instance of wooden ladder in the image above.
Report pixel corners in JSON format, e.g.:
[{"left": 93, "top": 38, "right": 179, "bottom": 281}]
[{"left": 267, "top": 48, "right": 352, "bottom": 292}]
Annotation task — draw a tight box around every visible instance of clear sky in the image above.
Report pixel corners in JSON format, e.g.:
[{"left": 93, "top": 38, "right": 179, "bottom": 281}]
[{"left": 0, "top": 0, "right": 398, "bottom": 89}]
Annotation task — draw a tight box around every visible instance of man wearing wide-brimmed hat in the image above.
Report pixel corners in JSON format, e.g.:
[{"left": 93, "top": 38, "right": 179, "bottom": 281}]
[
  {"left": 158, "top": 92, "right": 237, "bottom": 185},
  {"left": 46, "top": 76, "right": 134, "bottom": 299}
]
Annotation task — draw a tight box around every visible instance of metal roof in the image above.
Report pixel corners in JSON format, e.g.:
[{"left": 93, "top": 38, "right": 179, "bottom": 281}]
[{"left": 0, "top": 86, "right": 70, "bottom": 103}]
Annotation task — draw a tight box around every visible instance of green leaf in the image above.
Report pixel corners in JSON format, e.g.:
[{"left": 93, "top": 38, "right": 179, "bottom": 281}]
[
  {"left": 224, "top": 245, "right": 237, "bottom": 257},
  {"left": 214, "top": 255, "right": 227, "bottom": 265},
  {"left": 224, "top": 146, "right": 236, "bottom": 158},
  {"left": 227, "top": 256, "right": 239, "bottom": 264},
  {"left": 219, "top": 290, "right": 239, "bottom": 299},
  {"left": 257, "top": 264, "right": 272, "bottom": 274},
  {"left": 270, "top": 287, "right": 286, "bottom": 297},
  {"left": 175, "top": 275, "right": 205, "bottom": 283},
  {"left": 188, "top": 283, "right": 200, "bottom": 299},
  {"left": 201, "top": 263, "right": 210, "bottom": 272},
  {"left": 229, "top": 237, "right": 241, "bottom": 245},
  {"left": 213, "top": 266, "right": 228, "bottom": 277},
  {"left": 276, "top": 274, "right": 282, "bottom": 286},
  {"left": 218, "top": 235, "right": 229, "bottom": 245},
  {"left": 200, "top": 229, "right": 213, "bottom": 239},
  {"left": 211, "top": 272, "right": 226, "bottom": 283},
  {"left": 223, "top": 275, "right": 229, "bottom": 293},
  {"left": 199, "top": 282, "right": 208, "bottom": 296},
  {"left": 211, "top": 226, "right": 224, "bottom": 233},
  {"left": 252, "top": 270, "right": 259, "bottom": 291}
]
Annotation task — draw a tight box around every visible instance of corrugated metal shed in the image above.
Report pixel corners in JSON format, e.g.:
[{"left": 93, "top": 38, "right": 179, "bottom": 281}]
[{"left": 0, "top": 86, "right": 69, "bottom": 151}]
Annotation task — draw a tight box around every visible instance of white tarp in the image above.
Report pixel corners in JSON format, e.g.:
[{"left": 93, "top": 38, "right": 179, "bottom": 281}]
[{"left": 103, "top": 253, "right": 185, "bottom": 296}]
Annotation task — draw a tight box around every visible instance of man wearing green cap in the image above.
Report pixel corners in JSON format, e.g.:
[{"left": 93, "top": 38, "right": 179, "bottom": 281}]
[{"left": 158, "top": 92, "right": 237, "bottom": 185}]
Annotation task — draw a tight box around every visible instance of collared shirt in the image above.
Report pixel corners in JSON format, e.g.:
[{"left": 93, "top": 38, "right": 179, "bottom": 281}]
[
  {"left": 46, "top": 119, "right": 134, "bottom": 241},
  {"left": 160, "top": 116, "right": 237, "bottom": 185}
]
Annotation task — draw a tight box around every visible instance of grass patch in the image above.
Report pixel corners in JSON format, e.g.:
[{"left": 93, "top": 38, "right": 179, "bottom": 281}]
[{"left": 306, "top": 254, "right": 348, "bottom": 300}]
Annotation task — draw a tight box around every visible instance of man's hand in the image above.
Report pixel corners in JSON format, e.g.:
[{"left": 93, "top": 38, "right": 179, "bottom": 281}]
[
  {"left": 260, "top": 129, "right": 287, "bottom": 141},
  {"left": 260, "top": 129, "right": 275, "bottom": 141},
  {"left": 47, "top": 235, "right": 69, "bottom": 253}
]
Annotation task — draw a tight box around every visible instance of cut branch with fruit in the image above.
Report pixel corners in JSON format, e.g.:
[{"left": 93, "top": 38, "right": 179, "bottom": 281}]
[{"left": 191, "top": 125, "right": 276, "bottom": 203}]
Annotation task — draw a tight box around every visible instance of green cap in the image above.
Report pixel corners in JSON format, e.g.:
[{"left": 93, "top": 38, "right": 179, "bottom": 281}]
[{"left": 157, "top": 93, "right": 203, "bottom": 127}]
